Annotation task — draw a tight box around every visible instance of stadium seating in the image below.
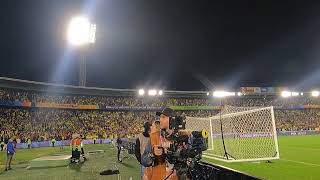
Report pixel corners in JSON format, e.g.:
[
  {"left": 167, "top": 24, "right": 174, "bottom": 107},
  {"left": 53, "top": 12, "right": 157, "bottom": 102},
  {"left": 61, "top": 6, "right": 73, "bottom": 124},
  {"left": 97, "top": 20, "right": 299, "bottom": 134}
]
[{"left": 0, "top": 87, "right": 320, "bottom": 143}]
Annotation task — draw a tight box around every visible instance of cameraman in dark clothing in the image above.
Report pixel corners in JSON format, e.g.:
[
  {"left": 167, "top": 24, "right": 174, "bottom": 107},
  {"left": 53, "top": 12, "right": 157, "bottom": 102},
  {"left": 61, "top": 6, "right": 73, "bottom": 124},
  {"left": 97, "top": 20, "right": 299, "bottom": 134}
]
[{"left": 116, "top": 135, "right": 122, "bottom": 162}]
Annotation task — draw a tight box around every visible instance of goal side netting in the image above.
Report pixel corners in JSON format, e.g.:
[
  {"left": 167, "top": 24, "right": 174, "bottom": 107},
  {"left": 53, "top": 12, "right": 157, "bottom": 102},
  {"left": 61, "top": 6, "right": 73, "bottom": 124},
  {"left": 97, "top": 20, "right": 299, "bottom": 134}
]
[{"left": 185, "top": 106, "right": 280, "bottom": 162}]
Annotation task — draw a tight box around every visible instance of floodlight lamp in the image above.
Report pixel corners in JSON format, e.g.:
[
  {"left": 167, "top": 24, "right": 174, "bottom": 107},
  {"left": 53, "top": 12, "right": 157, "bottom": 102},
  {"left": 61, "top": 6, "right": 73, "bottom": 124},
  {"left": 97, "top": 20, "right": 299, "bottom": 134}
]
[
  {"left": 312, "top": 90, "right": 320, "bottom": 97},
  {"left": 291, "top": 92, "right": 299, "bottom": 97},
  {"left": 67, "top": 16, "right": 96, "bottom": 46},
  {"left": 138, "top": 89, "right": 145, "bottom": 96},
  {"left": 148, "top": 89, "right": 157, "bottom": 96},
  {"left": 213, "top": 91, "right": 235, "bottom": 98},
  {"left": 281, "top": 91, "right": 291, "bottom": 98}
]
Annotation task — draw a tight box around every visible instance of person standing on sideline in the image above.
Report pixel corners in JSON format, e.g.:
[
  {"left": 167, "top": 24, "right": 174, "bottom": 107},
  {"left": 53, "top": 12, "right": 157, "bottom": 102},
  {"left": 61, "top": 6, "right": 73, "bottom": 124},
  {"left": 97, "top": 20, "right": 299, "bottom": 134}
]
[
  {"left": 93, "top": 134, "right": 97, "bottom": 144},
  {"left": 116, "top": 135, "right": 123, "bottom": 162},
  {"left": 60, "top": 136, "right": 65, "bottom": 150},
  {"left": 51, "top": 137, "right": 56, "bottom": 147},
  {"left": 70, "top": 133, "right": 82, "bottom": 163},
  {"left": 135, "top": 122, "right": 151, "bottom": 179},
  {"left": 5, "top": 139, "right": 15, "bottom": 171},
  {"left": 27, "top": 138, "right": 32, "bottom": 149},
  {"left": 0, "top": 136, "right": 4, "bottom": 151}
]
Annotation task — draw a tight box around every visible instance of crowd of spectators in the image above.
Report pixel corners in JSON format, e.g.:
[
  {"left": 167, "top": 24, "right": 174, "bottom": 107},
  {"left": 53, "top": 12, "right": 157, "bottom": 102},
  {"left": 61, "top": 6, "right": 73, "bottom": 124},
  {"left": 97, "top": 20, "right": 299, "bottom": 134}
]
[
  {"left": 275, "top": 110, "right": 320, "bottom": 131},
  {"left": 0, "top": 108, "right": 157, "bottom": 142},
  {"left": 1, "top": 87, "right": 320, "bottom": 143}
]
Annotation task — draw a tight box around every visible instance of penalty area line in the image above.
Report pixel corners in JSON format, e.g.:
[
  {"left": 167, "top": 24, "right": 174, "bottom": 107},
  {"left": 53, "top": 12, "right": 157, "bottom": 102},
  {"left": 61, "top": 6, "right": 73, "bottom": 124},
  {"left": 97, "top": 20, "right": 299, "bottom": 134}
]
[{"left": 281, "top": 159, "right": 320, "bottom": 167}]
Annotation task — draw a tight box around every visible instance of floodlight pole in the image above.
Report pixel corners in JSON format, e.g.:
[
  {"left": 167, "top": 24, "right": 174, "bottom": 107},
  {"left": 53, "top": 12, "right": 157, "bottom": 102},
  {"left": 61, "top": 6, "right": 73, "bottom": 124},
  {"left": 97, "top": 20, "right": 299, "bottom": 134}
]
[
  {"left": 79, "top": 49, "right": 86, "bottom": 87},
  {"left": 67, "top": 17, "right": 95, "bottom": 87}
]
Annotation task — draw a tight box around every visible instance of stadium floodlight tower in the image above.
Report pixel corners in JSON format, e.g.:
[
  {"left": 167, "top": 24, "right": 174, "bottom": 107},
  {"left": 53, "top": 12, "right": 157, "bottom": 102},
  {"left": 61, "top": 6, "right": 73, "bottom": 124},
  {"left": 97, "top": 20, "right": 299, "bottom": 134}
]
[{"left": 67, "top": 16, "right": 96, "bottom": 87}]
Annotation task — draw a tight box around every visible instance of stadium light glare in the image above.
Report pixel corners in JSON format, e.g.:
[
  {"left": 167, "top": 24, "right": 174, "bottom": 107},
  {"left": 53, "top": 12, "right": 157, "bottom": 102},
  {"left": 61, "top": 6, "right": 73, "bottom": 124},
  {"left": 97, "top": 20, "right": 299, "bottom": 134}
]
[
  {"left": 237, "top": 92, "right": 243, "bottom": 96},
  {"left": 158, "top": 90, "right": 163, "bottom": 96},
  {"left": 311, "top": 90, "right": 320, "bottom": 97},
  {"left": 213, "top": 91, "right": 235, "bottom": 98},
  {"left": 206, "top": 92, "right": 210, "bottom": 96},
  {"left": 148, "top": 89, "right": 157, "bottom": 96},
  {"left": 281, "top": 91, "right": 291, "bottom": 98},
  {"left": 67, "top": 16, "right": 96, "bottom": 46},
  {"left": 138, "top": 89, "right": 145, "bottom": 96},
  {"left": 300, "top": 92, "right": 304, "bottom": 96},
  {"left": 89, "top": 24, "right": 96, "bottom": 43},
  {"left": 292, "top": 92, "right": 299, "bottom": 97}
]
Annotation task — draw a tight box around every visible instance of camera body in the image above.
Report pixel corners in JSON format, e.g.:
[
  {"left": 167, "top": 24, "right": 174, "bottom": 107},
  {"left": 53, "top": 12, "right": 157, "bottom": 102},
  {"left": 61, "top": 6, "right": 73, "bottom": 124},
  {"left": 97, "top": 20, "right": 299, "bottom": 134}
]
[
  {"left": 164, "top": 114, "right": 209, "bottom": 178},
  {"left": 166, "top": 131, "right": 208, "bottom": 176},
  {"left": 169, "top": 115, "right": 187, "bottom": 130}
]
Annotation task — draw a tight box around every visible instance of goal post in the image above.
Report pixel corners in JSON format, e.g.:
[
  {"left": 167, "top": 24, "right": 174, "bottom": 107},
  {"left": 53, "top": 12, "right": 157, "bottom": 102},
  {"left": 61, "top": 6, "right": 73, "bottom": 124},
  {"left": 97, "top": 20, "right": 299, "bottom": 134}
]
[{"left": 186, "top": 106, "right": 280, "bottom": 162}]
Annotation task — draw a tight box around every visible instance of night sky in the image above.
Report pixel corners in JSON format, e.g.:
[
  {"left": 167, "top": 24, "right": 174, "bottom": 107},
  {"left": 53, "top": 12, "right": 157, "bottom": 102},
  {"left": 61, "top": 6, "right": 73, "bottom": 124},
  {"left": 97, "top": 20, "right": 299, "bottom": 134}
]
[{"left": 1, "top": 0, "right": 320, "bottom": 91}]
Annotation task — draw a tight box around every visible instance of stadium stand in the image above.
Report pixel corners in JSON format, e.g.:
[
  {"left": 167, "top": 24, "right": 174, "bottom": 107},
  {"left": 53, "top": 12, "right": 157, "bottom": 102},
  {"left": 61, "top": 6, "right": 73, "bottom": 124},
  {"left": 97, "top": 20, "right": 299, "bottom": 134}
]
[{"left": 0, "top": 78, "right": 320, "bottom": 144}]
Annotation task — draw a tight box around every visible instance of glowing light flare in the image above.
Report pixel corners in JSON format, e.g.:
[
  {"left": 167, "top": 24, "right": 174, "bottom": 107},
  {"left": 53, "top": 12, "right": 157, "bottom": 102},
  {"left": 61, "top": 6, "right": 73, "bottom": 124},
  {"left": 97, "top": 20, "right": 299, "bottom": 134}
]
[
  {"left": 138, "top": 89, "right": 145, "bottom": 96},
  {"left": 291, "top": 92, "right": 299, "bottom": 97},
  {"left": 67, "top": 16, "right": 96, "bottom": 46},
  {"left": 312, "top": 90, "right": 320, "bottom": 97},
  {"left": 148, "top": 89, "right": 157, "bottom": 96},
  {"left": 213, "top": 91, "right": 236, "bottom": 98},
  {"left": 281, "top": 91, "right": 291, "bottom": 98}
]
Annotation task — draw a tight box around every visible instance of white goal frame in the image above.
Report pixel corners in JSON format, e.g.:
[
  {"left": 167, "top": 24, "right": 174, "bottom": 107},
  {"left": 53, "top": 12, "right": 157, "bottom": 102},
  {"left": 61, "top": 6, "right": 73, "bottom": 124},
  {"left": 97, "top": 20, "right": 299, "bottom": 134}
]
[{"left": 186, "top": 106, "right": 280, "bottom": 162}]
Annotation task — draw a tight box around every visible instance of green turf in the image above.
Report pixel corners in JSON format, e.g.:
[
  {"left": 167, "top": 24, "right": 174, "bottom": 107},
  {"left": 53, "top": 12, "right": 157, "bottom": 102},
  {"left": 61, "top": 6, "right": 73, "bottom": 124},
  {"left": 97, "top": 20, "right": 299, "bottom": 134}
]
[
  {"left": 207, "top": 136, "right": 278, "bottom": 159},
  {"left": 0, "top": 144, "right": 140, "bottom": 180},
  {"left": 0, "top": 135, "right": 320, "bottom": 180},
  {"left": 204, "top": 135, "right": 320, "bottom": 180}
]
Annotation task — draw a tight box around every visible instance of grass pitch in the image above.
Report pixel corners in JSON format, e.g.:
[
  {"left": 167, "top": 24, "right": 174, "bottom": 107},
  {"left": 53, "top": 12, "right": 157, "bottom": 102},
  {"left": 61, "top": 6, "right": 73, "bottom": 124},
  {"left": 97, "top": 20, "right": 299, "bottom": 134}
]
[
  {"left": 0, "top": 144, "right": 140, "bottom": 180},
  {"left": 204, "top": 135, "right": 320, "bottom": 180},
  {"left": 0, "top": 135, "right": 319, "bottom": 180}
]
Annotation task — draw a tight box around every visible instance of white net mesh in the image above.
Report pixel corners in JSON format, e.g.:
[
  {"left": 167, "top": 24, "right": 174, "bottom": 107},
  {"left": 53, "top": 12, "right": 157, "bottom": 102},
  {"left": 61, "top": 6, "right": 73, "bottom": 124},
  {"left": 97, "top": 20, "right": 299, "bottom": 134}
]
[
  {"left": 221, "top": 105, "right": 259, "bottom": 114},
  {"left": 186, "top": 106, "right": 279, "bottom": 162},
  {"left": 185, "top": 116, "right": 214, "bottom": 150}
]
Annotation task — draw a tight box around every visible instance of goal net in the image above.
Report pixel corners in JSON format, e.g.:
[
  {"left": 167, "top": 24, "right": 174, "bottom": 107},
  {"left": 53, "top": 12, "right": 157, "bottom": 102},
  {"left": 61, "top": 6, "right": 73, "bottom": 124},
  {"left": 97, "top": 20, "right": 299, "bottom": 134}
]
[{"left": 185, "top": 106, "right": 280, "bottom": 162}]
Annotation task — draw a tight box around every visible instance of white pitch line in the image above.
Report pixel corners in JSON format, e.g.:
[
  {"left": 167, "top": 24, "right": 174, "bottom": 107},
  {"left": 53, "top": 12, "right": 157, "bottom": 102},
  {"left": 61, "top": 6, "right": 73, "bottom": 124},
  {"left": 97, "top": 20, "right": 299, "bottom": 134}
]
[
  {"left": 203, "top": 154, "right": 320, "bottom": 166},
  {"left": 281, "top": 146, "right": 320, "bottom": 151},
  {"left": 281, "top": 159, "right": 320, "bottom": 167}
]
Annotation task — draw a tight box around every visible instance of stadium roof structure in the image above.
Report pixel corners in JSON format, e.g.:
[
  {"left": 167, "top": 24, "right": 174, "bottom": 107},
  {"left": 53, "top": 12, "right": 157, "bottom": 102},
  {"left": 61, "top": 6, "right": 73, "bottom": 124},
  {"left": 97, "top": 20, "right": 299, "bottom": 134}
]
[
  {"left": 0, "top": 77, "right": 294, "bottom": 98},
  {"left": 0, "top": 77, "right": 209, "bottom": 98}
]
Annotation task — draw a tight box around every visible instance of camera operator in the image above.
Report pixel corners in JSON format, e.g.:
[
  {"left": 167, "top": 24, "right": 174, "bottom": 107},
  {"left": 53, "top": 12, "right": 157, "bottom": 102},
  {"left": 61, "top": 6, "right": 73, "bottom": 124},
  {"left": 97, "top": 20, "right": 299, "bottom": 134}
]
[{"left": 141, "top": 108, "right": 179, "bottom": 180}]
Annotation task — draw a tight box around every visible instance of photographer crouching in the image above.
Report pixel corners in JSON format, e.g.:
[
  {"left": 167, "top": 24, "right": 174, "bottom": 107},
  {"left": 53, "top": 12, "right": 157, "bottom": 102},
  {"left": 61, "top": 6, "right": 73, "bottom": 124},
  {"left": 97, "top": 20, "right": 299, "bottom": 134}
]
[{"left": 141, "top": 108, "right": 208, "bottom": 180}]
